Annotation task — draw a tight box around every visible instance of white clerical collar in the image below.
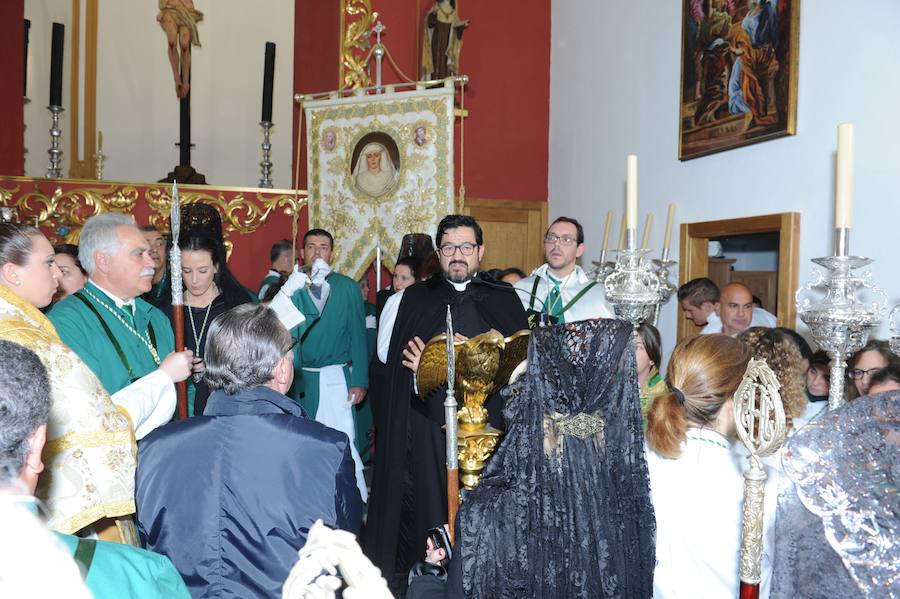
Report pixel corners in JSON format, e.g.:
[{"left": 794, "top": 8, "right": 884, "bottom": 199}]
[
  {"left": 89, "top": 280, "right": 135, "bottom": 309},
  {"left": 448, "top": 278, "right": 471, "bottom": 291}
]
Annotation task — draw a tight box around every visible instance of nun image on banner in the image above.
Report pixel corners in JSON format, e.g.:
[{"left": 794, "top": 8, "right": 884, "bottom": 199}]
[{"left": 352, "top": 142, "right": 399, "bottom": 198}]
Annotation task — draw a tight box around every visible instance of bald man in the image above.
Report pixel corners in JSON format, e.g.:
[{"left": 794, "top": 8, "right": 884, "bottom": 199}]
[{"left": 701, "top": 282, "right": 777, "bottom": 336}]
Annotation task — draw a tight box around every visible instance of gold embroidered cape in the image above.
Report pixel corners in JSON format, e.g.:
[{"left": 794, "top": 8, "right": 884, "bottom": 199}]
[{"left": 0, "top": 285, "right": 136, "bottom": 533}]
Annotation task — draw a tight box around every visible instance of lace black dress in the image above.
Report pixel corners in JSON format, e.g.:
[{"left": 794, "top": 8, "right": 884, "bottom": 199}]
[{"left": 456, "top": 318, "right": 656, "bottom": 598}]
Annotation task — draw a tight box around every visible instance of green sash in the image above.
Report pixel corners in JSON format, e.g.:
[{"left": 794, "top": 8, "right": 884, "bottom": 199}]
[
  {"left": 73, "top": 538, "right": 97, "bottom": 579},
  {"left": 72, "top": 292, "right": 159, "bottom": 382},
  {"left": 526, "top": 275, "right": 597, "bottom": 328}
]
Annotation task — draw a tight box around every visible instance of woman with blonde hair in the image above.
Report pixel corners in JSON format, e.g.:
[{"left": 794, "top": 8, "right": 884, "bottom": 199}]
[
  {"left": 646, "top": 333, "right": 779, "bottom": 598},
  {"left": 737, "top": 327, "right": 808, "bottom": 431}
]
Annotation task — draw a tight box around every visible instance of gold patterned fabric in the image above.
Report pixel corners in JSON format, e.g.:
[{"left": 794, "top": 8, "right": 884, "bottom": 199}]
[
  {"left": 304, "top": 87, "right": 455, "bottom": 279},
  {"left": 0, "top": 285, "right": 136, "bottom": 534}
]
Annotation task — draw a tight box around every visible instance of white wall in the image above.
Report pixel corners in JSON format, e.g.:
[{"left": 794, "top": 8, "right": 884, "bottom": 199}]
[
  {"left": 550, "top": 0, "right": 900, "bottom": 355},
  {"left": 25, "top": 0, "right": 295, "bottom": 188},
  {"left": 24, "top": 2, "right": 75, "bottom": 177}
]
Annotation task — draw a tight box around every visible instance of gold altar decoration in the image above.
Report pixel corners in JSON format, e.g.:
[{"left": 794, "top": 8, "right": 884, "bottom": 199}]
[
  {"left": 0, "top": 182, "right": 138, "bottom": 242},
  {"left": 340, "top": 0, "right": 379, "bottom": 90},
  {"left": 144, "top": 187, "right": 306, "bottom": 236},
  {"left": 0, "top": 177, "right": 306, "bottom": 246},
  {"left": 417, "top": 329, "right": 530, "bottom": 490},
  {"left": 733, "top": 357, "right": 787, "bottom": 587}
]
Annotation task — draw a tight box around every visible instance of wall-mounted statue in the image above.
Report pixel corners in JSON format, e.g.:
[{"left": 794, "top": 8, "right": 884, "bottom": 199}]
[
  {"left": 157, "top": 0, "right": 204, "bottom": 99},
  {"left": 421, "top": 0, "right": 470, "bottom": 80}
]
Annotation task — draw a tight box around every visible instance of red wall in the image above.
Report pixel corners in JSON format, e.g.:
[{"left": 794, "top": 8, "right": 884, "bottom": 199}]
[
  {"left": 0, "top": 0, "right": 25, "bottom": 176},
  {"left": 292, "top": 0, "right": 551, "bottom": 203}
]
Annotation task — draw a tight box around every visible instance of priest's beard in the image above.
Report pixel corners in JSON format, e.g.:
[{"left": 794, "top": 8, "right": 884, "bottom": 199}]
[{"left": 445, "top": 260, "right": 478, "bottom": 284}]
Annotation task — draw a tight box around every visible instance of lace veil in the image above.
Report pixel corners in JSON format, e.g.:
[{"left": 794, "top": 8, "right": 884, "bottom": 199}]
[{"left": 457, "top": 318, "right": 655, "bottom": 598}]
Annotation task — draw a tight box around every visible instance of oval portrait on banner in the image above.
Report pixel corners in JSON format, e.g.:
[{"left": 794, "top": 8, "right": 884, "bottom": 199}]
[{"left": 349, "top": 132, "right": 400, "bottom": 198}]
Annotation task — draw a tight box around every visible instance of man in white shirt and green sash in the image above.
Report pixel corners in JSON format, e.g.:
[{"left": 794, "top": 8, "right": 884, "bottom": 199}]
[{"left": 514, "top": 216, "right": 613, "bottom": 327}]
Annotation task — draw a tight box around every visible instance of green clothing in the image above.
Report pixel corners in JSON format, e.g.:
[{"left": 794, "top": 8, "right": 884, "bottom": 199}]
[
  {"left": 289, "top": 272, "right": 369, "bottom": 418},
  {"left": 55, "top": 533, "right": 190, "bottom": 599},
  {"left": 49, "top": 281, "right": 175, "bottom": 395},
  {"left": 258, "top": 271, "right": 281, "bottom": 299},
  {"left": 142, "top": 267, "right": 169, "bottom": 305},
  {"left": 640, "top": 368, "right": 668, "bottom": 431}
]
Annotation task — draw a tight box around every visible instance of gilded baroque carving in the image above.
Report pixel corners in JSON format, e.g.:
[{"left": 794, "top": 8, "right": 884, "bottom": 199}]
[
  {"left": 341, "top": 0, "right": 379, "bottom": 89},
  {"left": 0, "top": 178, "right": 306, "bottom": 246}
]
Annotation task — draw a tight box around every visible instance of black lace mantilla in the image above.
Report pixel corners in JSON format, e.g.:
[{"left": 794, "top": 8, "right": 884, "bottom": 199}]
[{"left": 457, "top": 319, "right": 656, "bottom": 598}]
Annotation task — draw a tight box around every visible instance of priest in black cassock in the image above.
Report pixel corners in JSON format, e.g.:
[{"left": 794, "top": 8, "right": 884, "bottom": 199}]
[{"left": 365, "top": 214, "right": 528, "bottom": 588}]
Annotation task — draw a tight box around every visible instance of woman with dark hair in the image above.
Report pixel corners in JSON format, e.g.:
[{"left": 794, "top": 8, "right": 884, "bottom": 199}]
[
  {"left": 159, "top": 233, "right": 256, "bottom": 416},
  {"left": 847, "top": 339, "right": 900, "bottom": 399},
  {"left": 636, "top": 323, "right": 667, "bottom": 424},
  {"left": 52, "top": 243, "right": 87, "bottom": 303}
]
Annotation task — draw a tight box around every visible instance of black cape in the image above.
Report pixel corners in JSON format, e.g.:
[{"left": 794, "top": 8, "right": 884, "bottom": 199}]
[{"left": 364, "top": 273, "right": 528, "bottom": 587}]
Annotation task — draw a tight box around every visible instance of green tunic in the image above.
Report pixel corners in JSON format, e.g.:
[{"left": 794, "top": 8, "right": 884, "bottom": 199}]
[
  {"left": 55, "top": 533, "right": 190, "bottom": 598},
  {"left": 257, "top": 270, "right": 281, "bottom": 299},
  {"left": 289, "top": 272, "right": 369, "bottom": 421},
  {"left": 49, "top": 281, "right": 175, "bottom": 395}
]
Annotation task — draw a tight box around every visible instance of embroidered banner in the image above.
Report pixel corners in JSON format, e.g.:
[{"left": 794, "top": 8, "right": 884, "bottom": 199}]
[{"left": 305, "top": 85, "right": 455, "bottom": 279}]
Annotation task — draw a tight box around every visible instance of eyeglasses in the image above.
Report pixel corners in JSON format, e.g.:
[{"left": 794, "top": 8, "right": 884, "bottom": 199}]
[
  {"left": 848, "top": 367, "right": 882, "bottom": 380},
  {"left": 438, "top": 243, "right": 479, "bottom": 257},
  {"left": 543, "top": 234, "right": 579, "bottom": 247}
]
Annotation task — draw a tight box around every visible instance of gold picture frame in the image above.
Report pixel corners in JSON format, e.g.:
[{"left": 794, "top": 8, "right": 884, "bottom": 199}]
[{"left": 678, "top": 0, "right": 800, "bottom": 160}]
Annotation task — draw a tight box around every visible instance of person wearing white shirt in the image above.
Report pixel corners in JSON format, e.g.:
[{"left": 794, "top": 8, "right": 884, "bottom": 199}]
[
  {"left": 513, "top": 216, "right": 613, "bottom": 327},
  {"left": 645, "top": 334, "right": 778, "bottom": 599}
]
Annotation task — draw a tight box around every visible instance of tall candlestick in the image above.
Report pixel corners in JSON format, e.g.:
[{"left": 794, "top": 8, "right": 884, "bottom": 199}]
[
  {"left": 97, "top": 130, "right": 103, "bottom": 152},
  {"left": 261, "top": 42, "right": 276, "bottom": 122},
  {"left": 601, "top": 211, "right": 613, "bottom": 251},
  {"left": 617, "top": 213, "right": 627, "bottom": 250},
  {"left": 641, "top": 214, "right": 653, "bottom": 249},
  {"left": 835, "top": 123, "right": 853, "bottom": 229},
  {"left": 49, "top": 23, "right": 65, "bottom": 107},
  {"left": 663, "top": 203, "right": 676, "bottom": 251},
  {"left": 625, "top": 154, "right": 638, "bottom": 230}
]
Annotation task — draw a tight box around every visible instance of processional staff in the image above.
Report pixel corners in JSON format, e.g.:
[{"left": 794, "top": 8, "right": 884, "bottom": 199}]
[
  {"left": 169, "top": 182, "right": 188, "bottom": 419},
  {"left": 734, "top": 358, "right": 787, "bottom": 599},
  {"left": 444, "top": 306, "right": 459, "bottom": 543}
]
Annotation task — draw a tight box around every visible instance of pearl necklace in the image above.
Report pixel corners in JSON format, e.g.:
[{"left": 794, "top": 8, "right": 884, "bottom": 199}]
[{"left": 81, "top": 286, "right": 160, "bottom": 365}]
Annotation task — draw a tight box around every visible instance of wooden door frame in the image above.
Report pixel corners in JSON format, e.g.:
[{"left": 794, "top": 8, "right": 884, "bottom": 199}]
[{"left": 677, "top": 212, "right": 801, "bottom": 341}]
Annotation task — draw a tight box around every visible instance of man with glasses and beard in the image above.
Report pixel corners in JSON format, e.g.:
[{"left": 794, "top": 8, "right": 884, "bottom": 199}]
[
  {"left": 366, "top": 214, "right": 528, "bottom": 590},
  {"left": 514, "top": 216, "right": 613, "bottom": 327}
]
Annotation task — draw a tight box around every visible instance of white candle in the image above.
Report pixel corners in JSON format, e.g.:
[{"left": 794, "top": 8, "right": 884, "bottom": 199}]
[
  {"left": 663, "top": 203, "right": 676, "bottom": 251},
  {"left": 625, "top": 154, "right": 638, "bottom": 230},
  {"left": 601, "top": 211, "right": 613, "bottom": 251},
  {"left": 641, "top": 214, "right": 653, "bottom": 249},
  {"left": 617, "top": 213, "right": 627, "bottom": 250},
  {"left": 835, "top": 123, "right": 853, "bottom": 229}
]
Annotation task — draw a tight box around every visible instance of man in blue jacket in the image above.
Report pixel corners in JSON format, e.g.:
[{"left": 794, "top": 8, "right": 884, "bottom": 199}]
[{"left": 136, "top": 304, "right": 362, "bottom": 598}]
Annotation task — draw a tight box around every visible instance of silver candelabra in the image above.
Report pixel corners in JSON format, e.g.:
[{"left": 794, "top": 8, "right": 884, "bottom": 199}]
[
  {"left": 796, "top": 228, "right": 886, "bottom": 410},
  {"left": 259, "top": 121, "right": 273, "bottom": 188},
  {"left": 604, "top": 229, "right": 676, "bottom": 328},
  {"left": 46, "top": 105, "right": 64, "bottom": 179},
  {"left": 889, "top": 304, "right": 900, "bottom": 357}
]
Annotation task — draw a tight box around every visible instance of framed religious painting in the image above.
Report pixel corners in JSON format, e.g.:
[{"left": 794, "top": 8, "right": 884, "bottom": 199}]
[{"left": 678, "top": 0, "right": 800, "bottom": 160}]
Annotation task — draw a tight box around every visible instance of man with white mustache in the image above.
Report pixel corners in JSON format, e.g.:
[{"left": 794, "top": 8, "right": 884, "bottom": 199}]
[{"left": 49, "top": 213, "right": 193, "bottom": 440}]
